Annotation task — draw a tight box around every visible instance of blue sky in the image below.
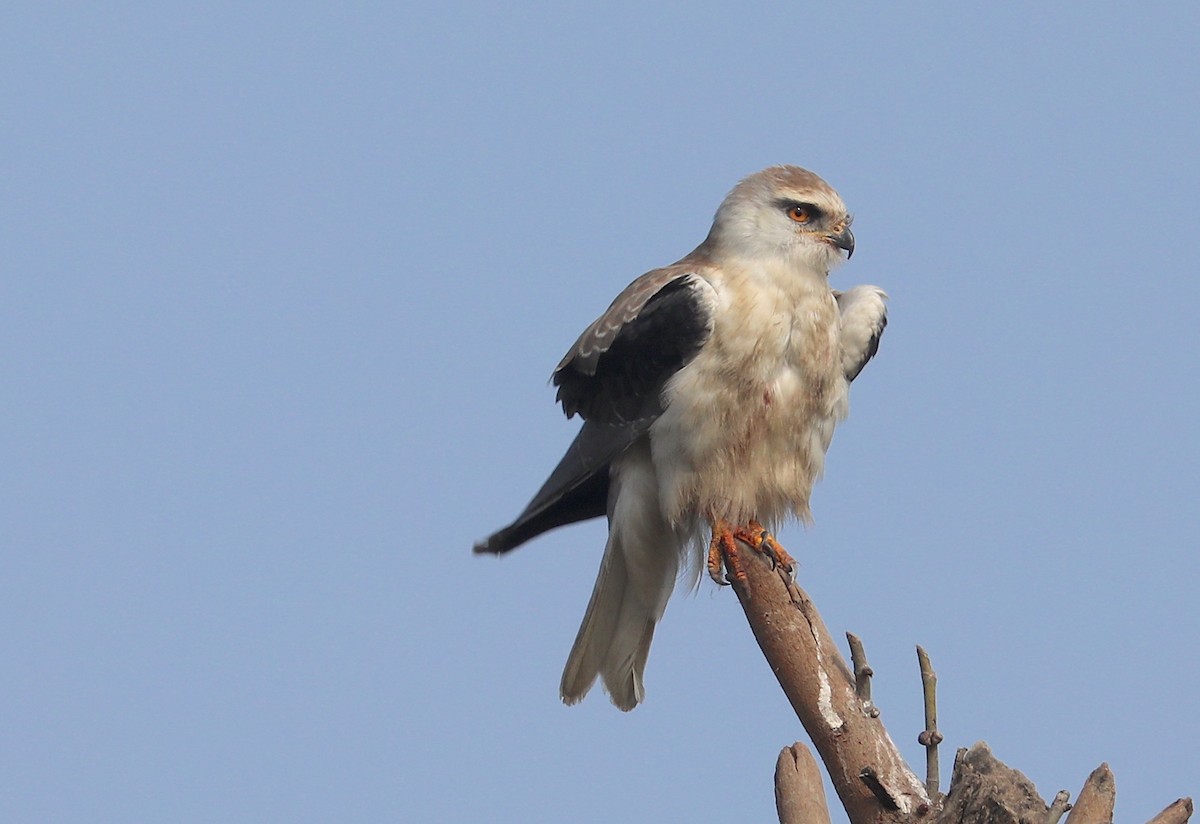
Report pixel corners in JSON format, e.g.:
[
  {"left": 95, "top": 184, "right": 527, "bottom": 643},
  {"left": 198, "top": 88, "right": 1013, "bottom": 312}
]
[{"left": 3, "top": 2, "right": 1197, "bottom": 822}]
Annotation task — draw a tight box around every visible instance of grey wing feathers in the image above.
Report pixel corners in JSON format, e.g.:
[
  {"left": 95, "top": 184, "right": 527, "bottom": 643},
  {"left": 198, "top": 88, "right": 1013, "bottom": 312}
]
[{"left": 834, "top": 286, "right": 888, "bottom": 382}]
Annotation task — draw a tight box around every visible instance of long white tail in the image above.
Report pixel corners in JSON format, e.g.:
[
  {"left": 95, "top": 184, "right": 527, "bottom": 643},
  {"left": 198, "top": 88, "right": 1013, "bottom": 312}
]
[{"left": 559, "top": 441, "right": 677, "bottom": 711}]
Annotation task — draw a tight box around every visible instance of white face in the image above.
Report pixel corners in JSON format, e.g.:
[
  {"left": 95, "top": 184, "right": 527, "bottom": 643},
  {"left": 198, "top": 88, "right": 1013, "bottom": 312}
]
[{"left": 709, "top": 168, "right": 854, "bottom": 272}]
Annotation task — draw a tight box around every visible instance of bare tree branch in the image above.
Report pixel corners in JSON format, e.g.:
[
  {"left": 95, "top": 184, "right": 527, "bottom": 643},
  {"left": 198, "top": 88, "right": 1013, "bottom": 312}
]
[
  {"left": 725, "top": 540, "right": 929, "bottom": 824},
  {"left": 775, "top": 742, "right": 833, "bottom": 824}
]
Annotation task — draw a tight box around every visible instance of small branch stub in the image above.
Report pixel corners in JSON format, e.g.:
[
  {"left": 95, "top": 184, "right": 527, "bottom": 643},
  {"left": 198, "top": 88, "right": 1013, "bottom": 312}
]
[
  {"left": 847, "top": 632, "right": 878, "bottom": 717},
  {"left": 860, "top": 767, "right": 902, "bottom": 811},
  {"left": 775, "top": 742, "right": 833, "bottom": 824},
  {"left": 1047, "top": 790, "right": 1073, "bottom": 824}
]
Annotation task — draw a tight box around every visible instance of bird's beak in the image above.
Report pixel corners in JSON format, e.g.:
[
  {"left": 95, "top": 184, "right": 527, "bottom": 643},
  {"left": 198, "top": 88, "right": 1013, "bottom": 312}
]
[{"left": 827, "top": 226, "right": 855, "bottom": 259}]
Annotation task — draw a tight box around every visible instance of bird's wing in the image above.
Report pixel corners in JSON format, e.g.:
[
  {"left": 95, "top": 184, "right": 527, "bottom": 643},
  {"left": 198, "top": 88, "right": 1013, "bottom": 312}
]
[
  {"left": 474, "top": 267, "right": 716, "bottom": 556},
  {"left": 553, "top": 267, "right": 717, "bottom": 423},
  {"left": 834, "top": 285, "right": 888, "bottom": 381},
  {"left": 473, "top": 418, "right": 650, "bottom": 555}
]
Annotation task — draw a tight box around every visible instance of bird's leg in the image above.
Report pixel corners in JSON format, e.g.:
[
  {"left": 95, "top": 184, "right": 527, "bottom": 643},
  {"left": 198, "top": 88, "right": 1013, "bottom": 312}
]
[{"left": 706, "top": 518, "right": 747, "bottom": 586}]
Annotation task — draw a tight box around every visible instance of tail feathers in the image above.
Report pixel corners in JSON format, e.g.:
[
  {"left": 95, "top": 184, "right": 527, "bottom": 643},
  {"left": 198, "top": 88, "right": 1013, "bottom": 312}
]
[
  {"left": 559, "top": 525, "right": 676, "bottom": 711},
  {"left": 559, "top": 542, "right": 622, "bottom": 705},
  {"left": 599, "top": 599, "right": 657, "bottom": 711}
]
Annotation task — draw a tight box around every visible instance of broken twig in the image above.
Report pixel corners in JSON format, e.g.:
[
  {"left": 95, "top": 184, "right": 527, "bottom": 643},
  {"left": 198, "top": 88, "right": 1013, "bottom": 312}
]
[{"left": 1047, "top": 789, "right": 1073, "bottom": 824}]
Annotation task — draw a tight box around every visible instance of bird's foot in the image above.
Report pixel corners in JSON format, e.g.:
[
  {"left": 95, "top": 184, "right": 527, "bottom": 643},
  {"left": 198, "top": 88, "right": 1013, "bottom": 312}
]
[
  {"left": 706, "top": 519, "right": 744, "bottom": 586},
  {"left": 741, "top": 520, "right": 796, "bottom": 575},
  {"left": 707, "top": 519, "right": 796, "bottom": 586}
]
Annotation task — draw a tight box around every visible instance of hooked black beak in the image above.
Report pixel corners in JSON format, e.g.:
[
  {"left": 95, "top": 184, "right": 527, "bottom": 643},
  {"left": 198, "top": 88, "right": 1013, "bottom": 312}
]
[{"left": 828, "top": 226, "right": 855, "bottom": 259}]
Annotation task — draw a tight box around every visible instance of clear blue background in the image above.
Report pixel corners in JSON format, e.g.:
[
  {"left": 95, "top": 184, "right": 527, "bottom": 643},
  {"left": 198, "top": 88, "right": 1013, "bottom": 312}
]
[{"left": 4, "top": 3, "right": 1197, "bottom": 822}]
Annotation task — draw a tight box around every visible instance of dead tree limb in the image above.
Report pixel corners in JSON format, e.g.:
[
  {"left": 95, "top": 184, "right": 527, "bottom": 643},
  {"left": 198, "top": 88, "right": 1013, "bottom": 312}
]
[
  {"left": 725, "top": 540, "right": 929, "bottom": 824},
  {"left": 719, "top": 539, "right": 1192, "bottom": 824}
]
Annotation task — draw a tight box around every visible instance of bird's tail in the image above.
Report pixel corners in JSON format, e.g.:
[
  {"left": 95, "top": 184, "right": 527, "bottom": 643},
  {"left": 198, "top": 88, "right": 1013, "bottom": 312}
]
[{"left": 559, "top": 444, "right": 677, "bottom": 711}]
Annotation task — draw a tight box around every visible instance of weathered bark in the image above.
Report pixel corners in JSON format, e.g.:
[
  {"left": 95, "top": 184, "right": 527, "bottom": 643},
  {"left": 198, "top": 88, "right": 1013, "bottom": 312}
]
[{"left": 933, "top": 743, "right": 1048, "bottom": 824}]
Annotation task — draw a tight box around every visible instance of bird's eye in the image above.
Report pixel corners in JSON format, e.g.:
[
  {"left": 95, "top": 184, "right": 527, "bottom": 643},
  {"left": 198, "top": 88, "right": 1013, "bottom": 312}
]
[{"left": 786, "top": 205, "right": 812, "bottom": 224}]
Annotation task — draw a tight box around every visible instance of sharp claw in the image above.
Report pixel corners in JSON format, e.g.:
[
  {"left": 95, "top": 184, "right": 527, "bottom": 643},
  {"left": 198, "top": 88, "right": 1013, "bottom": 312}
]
[
  {"left": 707, "top": 540, "right": 728, "bottom": 586},
  {"left": 762, "top": 534, "right": 796, "bottom": 576},
  {"left": 763, "top": 534, "right": 780, "bottom": 570},
  {"left": 707, "top": 518, "right": 732, "bottom": 587}
]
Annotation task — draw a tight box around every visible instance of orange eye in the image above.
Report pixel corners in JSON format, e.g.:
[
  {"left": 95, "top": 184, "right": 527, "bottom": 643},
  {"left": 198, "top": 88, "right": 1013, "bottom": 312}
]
[{"left": 787, "top": 205, "right": 811, "bottom": 224}]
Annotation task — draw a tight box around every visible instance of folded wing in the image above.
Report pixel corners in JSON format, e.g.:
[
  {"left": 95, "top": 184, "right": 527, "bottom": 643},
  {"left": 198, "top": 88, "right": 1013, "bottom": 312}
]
[{"left": 474, "top": 268, "right": 716, "bottom": 555}]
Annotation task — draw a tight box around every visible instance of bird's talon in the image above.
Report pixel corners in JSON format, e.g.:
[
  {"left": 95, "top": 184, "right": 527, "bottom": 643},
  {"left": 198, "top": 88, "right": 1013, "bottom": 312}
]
[
  {"left": 707, "top": 534, "right": 730, "bottom": 586},
  {"left": 762, "top": 534, "right": 797, "bottom": 575}
]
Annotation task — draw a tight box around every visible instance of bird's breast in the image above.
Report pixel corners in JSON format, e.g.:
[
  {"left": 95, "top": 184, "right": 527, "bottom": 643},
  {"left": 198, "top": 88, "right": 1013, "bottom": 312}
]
[{"left": 651, "top": 270, "right": 849, "bottom": 528}]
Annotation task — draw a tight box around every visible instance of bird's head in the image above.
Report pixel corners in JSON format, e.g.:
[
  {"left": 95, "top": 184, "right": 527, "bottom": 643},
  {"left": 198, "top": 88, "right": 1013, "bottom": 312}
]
[{"left": 706, "top": 165, "right": 854, "bottom": 273}]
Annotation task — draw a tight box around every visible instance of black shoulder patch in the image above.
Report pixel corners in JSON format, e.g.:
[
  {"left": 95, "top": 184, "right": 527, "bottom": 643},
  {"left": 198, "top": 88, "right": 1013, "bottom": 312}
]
[{"left": 554, "top": 278, "right": 712, "bottom": 423}]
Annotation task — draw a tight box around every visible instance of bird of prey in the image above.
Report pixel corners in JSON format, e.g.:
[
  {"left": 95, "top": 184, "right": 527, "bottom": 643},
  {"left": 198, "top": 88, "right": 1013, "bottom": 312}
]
[{"left": 475, "top": 166, "right": 887, "bottom": 711}]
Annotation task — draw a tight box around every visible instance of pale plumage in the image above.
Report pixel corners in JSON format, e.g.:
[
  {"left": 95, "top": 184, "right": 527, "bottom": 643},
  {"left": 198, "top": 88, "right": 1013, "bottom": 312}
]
[{"left": 476, "top": 166, "right": 887, "bottom": 711}]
